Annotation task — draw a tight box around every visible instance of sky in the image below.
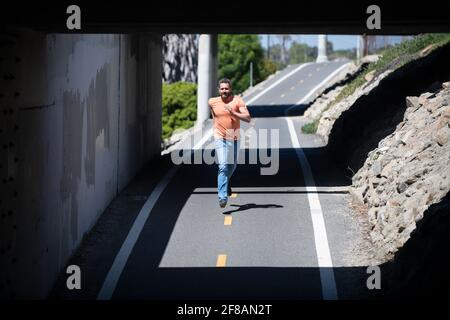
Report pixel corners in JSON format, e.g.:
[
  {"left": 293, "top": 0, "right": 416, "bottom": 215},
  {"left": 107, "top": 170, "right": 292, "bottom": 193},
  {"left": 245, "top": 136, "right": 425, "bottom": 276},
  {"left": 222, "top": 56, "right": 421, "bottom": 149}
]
[{"left": 259, "top": 34, "right": 406, "bottom": 50}]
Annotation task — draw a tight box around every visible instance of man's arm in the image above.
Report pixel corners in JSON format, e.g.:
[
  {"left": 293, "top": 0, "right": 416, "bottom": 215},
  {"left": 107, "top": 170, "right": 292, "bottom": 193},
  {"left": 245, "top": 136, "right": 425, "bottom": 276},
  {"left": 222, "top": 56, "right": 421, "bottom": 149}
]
[
  {"left": 232, "top": 106, "right": 251, "bottom": 123},
  {"left": 224, "top": 103, "right": 251, "bottom": 123}
]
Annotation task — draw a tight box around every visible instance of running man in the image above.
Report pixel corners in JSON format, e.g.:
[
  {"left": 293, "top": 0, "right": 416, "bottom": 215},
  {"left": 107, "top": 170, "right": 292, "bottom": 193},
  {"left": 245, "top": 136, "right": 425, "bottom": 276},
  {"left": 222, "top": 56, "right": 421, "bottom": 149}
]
[{"left": 208, "top": 78, "right": 251, "bottom": 208}]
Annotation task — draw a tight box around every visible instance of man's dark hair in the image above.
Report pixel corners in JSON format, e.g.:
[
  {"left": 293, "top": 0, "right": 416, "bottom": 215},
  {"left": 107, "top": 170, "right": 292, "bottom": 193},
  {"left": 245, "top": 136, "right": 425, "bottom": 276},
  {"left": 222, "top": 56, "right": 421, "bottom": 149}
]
[{"left": 218, "top": 78, "right": 232, "bottom": 87}]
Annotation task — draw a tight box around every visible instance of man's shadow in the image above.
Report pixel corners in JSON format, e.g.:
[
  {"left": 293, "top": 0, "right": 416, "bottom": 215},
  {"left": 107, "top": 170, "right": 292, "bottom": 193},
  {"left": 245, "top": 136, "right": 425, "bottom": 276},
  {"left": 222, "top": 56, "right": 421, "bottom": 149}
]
[{"left": 223, "top": 203, "right": 283, "bottom": 215}]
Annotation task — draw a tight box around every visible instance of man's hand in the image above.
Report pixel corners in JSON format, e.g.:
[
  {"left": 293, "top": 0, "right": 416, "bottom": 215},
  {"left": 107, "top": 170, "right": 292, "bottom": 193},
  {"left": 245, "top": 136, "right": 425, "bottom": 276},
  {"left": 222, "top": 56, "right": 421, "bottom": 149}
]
[
  {"left": 224, "top": 104, "right": 233, "bottom": 114},
  {"left": 223, "top": 103, "right": 251, "bottom": 123}
]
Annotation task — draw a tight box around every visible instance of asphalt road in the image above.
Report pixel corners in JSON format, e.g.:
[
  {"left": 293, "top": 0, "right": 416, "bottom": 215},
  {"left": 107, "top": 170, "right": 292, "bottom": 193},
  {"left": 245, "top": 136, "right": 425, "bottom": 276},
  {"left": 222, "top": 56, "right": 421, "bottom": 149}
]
[{"left": 51, "top": 60, "right": 372, "bottom": 300}]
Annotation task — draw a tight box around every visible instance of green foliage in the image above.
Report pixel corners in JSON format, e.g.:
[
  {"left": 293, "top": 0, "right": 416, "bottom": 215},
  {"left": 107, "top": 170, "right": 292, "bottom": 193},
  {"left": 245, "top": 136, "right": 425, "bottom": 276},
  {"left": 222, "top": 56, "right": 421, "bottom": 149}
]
[
  {"left": 328, "top": 49, "right": 356, "bottom": 61},
  {"left": 288, "top": 42, "right": 317, "bottom": 64},
  {"left": 218, "top": 35, "right": 269, "bottom": 94},
  {"left": 162, "top": 82, "right": 197, "bottom": 140},
  {"left": 375, "top": 33, "right": 450, "bottom": 66},
  {"left": 332, "top": 33, "right": 450, "bottom": 107},
  {"left": 267, "top": 44, "right": 285, "bottom": 69},
  {"left": 260, "top": 58, "right": 278, "bottom": 80},
  {"left": 302, "top": 120, "right": 319, "bottom": 134}
]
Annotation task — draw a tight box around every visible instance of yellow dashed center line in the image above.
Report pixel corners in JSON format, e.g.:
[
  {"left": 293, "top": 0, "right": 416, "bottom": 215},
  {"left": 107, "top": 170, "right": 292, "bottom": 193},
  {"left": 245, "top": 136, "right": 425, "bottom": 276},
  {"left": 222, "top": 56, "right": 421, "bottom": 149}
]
[
  {"left": 224, "top": 216, "right": 232, "bottom": 226},
  {"left": 219, "top": 192, "right": 237, "bottom": 267},
  {"left": 216, "top": 254, "right": 227, "bottom": 267}
]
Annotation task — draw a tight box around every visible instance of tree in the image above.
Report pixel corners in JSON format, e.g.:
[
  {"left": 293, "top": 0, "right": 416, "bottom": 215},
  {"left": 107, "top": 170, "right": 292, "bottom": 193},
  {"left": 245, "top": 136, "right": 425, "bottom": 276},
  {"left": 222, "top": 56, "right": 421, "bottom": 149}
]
[
  {"left": 329, "top": 49, "right": 356, "bottom": 60},
  {"left": 218, "top": 35, "right": 267, "bottom": 94},
  {"left": 307, "top": 46, "right": 318, "bottom": 61},
  {"left": 327, "top": 40, "right": 334, "bottom": 55},
  {"left": 162, "top": 82, "right": 197, "bottom": 139},
  {"left": 260, "top": 58, "right": 278, "bottom": 80},
  {"left": 278, "top": 35, "right": 292, "bottom": 65},
  {"left": 267, "top": 43, "right": 286, "bottom": 69},
  {"left": 289, "top": 41, "right": 309, "bottom": 64}
]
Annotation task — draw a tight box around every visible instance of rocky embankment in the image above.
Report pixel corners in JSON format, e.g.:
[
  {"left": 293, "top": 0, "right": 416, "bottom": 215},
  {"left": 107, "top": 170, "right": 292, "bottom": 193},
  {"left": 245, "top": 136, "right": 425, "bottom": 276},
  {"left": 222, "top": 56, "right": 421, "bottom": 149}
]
[
  {"left": 304, "top": 56, "right": 377, "bottom": 130},
  {"left": 350, "top": 83, "right": 450, "bottom": 261},
  {"left": 303, "top": 61, "right": 360, "bottom": 120},
  {"left": 379, "top": 191, "right": 450, "bottom": 298},
  {"left": 316, "top": 68, "right": 390, "bottom": 142},
  {"left": 327, "top": 42, "right": 450, "bottom": 173},
  {"left": 302, "top": 38, "right": 450, "bottom": 297}
]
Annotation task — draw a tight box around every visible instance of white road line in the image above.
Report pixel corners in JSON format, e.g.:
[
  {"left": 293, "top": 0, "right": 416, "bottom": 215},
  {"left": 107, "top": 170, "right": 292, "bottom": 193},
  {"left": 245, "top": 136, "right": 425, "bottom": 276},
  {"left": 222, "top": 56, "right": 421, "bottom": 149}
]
[
  {"left": 284, "top": 62, "right": 350, "bottom": 116},
  {"left": 193, "top": 130, "right": 213, "bottom": 150},
  {"left": 295, "top": 62, "right": 350, "bottom": 105},
  {"left": 286, "top": 118, "right": 338, "bottom": 301},
  {"left": 245, "top": 63, "right": 312, "bottom": 105},
  {"left": 162, "top": 123, "right": 213, "bottom": 154},
  {"left": 282, "top": 62, "right": 346, "bottom": 299},
  {"left": 97, "top": 130, "right": 212, "bottom": 300},
  {"left": 96, "top": 166, "right": 178, "bottom": 300}
]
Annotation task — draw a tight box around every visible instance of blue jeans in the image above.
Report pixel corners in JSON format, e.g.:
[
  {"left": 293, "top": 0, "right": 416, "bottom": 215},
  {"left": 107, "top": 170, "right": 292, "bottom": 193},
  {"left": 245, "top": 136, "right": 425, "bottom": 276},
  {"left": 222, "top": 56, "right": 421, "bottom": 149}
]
[{"left": 215, "top": 139, "right": 239, "bottom": 202}]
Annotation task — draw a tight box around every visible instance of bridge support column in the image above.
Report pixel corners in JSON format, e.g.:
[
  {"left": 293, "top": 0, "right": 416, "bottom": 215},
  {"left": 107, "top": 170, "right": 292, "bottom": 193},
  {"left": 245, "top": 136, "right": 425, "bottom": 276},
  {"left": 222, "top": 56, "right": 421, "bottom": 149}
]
[
  {"left": 197, "top": 34, "right": 218, "bottom": 126},
  {"left": 316, "top": 34, "right": 328, "bottom": 63}
]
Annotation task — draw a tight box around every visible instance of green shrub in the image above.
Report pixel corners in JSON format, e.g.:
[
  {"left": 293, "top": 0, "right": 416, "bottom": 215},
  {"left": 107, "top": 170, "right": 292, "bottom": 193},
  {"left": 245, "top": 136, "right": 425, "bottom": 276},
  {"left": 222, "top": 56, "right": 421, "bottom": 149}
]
[
  {"left": 162, "top": 82, "right": 197, "bottom": 140},
  {"left": 333, "top": 34, "right": 450, "bottom": 107},
  {"left": 302, "top": 120, "right": 319, "bottom": 134}
]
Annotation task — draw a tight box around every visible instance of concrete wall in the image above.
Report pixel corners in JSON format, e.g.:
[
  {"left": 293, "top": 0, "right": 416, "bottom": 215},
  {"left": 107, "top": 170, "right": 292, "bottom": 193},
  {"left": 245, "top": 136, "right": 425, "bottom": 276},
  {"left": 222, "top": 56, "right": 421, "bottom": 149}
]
[
  {"left": 0, "top": 28, "right": 162, "bottom": 299},
  {"left": 118, "top": 34, "right": 162, "bottom": 190}
]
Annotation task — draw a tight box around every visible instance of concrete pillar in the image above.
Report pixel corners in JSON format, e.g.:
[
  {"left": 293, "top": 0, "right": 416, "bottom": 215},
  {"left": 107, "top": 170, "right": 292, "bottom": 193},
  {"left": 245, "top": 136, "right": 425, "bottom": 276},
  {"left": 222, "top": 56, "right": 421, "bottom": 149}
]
[
  {"left": 356, "top": 35, "right": 363, "bottom": 64},
  {"left": 197, "top": 34, "right": 218, "bottom": 126},
  {"left": 209, "top": 35, "right": 218, "bottom": 101},
  {"left": 316, "top": 34, "right": 328, "bottom": 63}
]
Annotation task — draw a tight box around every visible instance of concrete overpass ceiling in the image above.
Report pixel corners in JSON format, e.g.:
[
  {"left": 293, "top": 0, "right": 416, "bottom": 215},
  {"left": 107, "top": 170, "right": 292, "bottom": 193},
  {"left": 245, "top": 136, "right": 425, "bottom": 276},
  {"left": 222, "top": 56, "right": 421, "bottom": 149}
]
[{"left": 2, "top": 1, "right": 450, "bottom": 34}]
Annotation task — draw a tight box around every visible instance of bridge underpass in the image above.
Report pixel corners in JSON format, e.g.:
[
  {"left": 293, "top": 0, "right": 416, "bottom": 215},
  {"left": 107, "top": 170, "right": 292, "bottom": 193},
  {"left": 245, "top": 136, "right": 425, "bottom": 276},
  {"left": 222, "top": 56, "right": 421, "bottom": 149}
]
[
  {"left": 1, "top": 1, "right": 450, "bottom": 302},
  {"left": 46, "top": 59, "right": 370, "bottom": 300}
]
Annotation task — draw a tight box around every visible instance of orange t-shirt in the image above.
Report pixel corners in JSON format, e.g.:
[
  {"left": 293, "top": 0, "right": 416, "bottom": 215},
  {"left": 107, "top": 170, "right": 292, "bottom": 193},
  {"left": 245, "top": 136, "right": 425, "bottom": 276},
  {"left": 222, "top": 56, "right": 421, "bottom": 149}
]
[{"left": 208, "top": 95, "right": 248, "bottom": 140}]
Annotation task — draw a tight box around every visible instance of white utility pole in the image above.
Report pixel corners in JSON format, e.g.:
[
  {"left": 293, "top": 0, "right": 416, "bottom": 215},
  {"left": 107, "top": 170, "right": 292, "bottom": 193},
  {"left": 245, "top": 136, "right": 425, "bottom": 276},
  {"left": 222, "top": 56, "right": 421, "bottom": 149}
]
[
  {"left": 356, "top": 35, "right": 365, "bottom": 64},
  {"left": 316, "top": 34, "right": 328, "bottom": 63}
]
